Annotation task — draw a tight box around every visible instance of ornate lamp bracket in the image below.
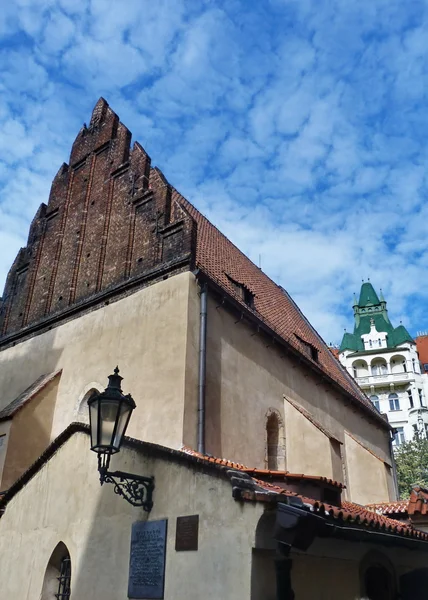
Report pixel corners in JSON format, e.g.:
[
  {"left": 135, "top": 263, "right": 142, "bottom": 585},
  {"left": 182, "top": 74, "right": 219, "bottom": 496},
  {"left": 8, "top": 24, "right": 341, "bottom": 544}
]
[{"left": 98, "top": 455, "right": 154, "bottom": 511}]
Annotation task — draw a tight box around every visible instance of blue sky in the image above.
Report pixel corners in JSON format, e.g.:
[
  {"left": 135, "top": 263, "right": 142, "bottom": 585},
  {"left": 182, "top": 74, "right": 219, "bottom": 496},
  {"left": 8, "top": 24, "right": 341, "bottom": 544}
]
[{"left": 1, "top": 0, "right": 428, "bottom": 344}]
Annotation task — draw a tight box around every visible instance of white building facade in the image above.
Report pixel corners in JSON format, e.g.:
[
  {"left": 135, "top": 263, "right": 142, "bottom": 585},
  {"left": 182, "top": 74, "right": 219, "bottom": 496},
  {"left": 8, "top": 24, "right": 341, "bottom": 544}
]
[{"left": 339, "top": 282, "right": 428, "bottom": 446}]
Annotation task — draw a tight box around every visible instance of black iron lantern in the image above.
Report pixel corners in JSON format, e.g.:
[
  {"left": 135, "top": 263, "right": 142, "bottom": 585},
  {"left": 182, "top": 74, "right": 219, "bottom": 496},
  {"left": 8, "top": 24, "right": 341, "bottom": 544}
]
[
  {"left": 88, "top": 367, "right": 135, "bottom": 457},
  {"left": 87, "top": 367, "right": 154, "bottom": 511}
]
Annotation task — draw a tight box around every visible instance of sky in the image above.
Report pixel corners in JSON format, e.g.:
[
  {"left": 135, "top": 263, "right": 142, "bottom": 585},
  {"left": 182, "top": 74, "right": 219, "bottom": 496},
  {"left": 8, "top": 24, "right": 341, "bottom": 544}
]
[{"left": 1, "top": 0, "right": 428, "bottom": 345}]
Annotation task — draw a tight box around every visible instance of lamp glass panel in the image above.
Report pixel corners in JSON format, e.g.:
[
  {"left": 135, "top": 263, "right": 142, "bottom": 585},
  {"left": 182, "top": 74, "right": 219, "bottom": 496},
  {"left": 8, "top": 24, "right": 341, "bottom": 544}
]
[
  {"left": 89, "top": 400, "right": 99, "bottom": 449},
  {"left": 112, "top": 402, "right": 132, "bottom": 450},
  {"left": 99, "top": 399, "right": 121, "bottom": 448}
]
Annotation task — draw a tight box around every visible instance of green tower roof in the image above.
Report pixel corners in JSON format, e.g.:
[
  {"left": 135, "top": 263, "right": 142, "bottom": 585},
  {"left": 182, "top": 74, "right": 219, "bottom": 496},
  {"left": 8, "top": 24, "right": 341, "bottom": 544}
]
[
  {"left": 358, "top": 282, "right": 380, "bottom": 307},
  {"left": 339, "top": 282, "right": 414, "bottom": 353}
]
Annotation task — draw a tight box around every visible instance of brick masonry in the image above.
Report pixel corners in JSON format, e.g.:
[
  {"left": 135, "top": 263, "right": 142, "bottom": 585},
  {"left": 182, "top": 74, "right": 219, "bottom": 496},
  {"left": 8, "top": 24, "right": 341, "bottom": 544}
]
[{"left": 0, "top": 98, "right": 196, "bottom": 342}]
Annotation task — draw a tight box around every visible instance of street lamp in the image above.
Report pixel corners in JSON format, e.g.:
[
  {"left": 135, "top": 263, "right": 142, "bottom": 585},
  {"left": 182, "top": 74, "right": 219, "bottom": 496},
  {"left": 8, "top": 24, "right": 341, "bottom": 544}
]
[{"left": 88, "top": 367, "right": 154, "bottom": 511}]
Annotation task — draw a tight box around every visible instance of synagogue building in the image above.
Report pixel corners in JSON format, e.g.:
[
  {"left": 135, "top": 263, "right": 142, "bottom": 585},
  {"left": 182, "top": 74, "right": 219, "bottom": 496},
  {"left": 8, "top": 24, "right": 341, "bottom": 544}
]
[{"left": 0, "top": 100, "right": 428, "bottom": 599}]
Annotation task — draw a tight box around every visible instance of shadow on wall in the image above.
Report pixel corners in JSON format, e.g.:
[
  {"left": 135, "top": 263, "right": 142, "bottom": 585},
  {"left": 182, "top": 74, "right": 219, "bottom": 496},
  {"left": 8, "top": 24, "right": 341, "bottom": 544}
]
[
  {"left": 39, "top": 442, "right": 149, "bottom": 600},
  {"left": 0, "top": 334, "right": 63, "bottom": 409},
  {"left": 0, "top": 335, "right": 63, "bottom": 491}
]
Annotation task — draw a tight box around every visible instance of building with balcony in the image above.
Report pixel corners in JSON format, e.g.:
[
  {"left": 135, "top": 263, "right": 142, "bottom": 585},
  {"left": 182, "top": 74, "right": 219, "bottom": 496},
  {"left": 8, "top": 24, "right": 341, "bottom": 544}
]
[{"left": 339, "top": 282, "right": 428, "bottom": 446}]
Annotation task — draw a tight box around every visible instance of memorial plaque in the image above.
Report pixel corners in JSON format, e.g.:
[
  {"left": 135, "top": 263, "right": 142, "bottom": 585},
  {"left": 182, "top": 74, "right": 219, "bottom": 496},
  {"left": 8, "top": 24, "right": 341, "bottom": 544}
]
[
  {"left": 128, "top": 519, "right": 167, "bottom": 599},
  {"left": 175, "top": 515, "right": 199, "bottom": 551}
]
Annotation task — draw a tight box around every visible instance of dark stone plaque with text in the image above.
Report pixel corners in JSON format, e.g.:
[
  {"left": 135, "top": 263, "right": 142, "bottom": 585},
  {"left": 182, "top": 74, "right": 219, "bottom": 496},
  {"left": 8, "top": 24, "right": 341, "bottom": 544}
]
[
  {"left": 175, "top": 515, "right": 199, "bottom": 551},
  {"left": 128, "top": 519, "right": 167, "bottom": 599}
]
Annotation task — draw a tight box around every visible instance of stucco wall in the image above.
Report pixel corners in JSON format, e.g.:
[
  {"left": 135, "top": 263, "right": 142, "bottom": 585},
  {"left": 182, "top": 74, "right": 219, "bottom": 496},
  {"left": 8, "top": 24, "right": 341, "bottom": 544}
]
[
  {"left": 0, "top": 272, "right": 199, "bottom": 453},
  {"left": 0, "top": 431, "right": 262, "bottom": 600},
  {"left": 204, "top": 295, "right": 394, "bottom": 503},
  {"left": 284, "top": 399, "right": 334, "bottom": 478},
  {"left": 344, "top": 432, "right": 390, "bottom": 504},
  {"left": 1, "top": 375, "right": 59, "bottom": 491},
  {"left": 0, "top": 420, "right": 11, "bottom": 487}
]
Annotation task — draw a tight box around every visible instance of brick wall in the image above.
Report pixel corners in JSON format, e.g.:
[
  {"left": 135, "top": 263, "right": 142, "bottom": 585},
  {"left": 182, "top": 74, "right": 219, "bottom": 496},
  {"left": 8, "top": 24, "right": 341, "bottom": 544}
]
[{"left": 0, "top": 99, "right": 196, "bottom": 341}]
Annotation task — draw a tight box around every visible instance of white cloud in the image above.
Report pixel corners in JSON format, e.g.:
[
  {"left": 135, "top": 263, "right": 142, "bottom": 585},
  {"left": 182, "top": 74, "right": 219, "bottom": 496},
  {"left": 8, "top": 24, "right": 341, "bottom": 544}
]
[{"left": 1, "top": 0, "right": 428, "bottom": 346}]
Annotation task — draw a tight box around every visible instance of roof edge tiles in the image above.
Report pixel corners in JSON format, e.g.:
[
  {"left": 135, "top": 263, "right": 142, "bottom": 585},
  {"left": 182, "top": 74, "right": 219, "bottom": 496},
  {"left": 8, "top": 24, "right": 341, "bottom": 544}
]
[
  {"left": 181, "top": 446, "right": 345, "bottom": 488},
  {"left": 0, "top": 370, "right": 62, "bottom": 421}
]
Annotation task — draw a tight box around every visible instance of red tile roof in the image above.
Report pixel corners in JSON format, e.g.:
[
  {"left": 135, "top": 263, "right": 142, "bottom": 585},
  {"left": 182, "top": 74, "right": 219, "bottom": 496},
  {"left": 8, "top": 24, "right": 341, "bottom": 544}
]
[
  {"left": 173, "top": 189, "right": 388, "bottom": 428},
  {"left": 416, "top": 336, "right": 428, "bottom": 368},
  {"left": 329, "top": 347, "right": 340, "bottom": 359},
  {"left": 366, "top": 500, "right": 409, "bottom": 515},
  {"left": 408, "top": 486, "right": 428, "bottom": 516},
  {"left": 181, "top": 446, "right": 344, "bottom": 488},
  {"left": 235, "top": 480, "right": 428, "bottom": 541}
]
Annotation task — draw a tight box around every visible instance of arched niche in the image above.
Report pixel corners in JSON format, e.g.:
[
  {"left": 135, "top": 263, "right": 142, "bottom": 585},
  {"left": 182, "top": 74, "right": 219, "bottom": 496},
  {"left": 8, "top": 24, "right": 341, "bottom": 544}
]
[
  {"left": 352, "top": 359, "right": 369, "bottom": 377},
  {"left": 359, "top": 551, "right": 396, "bottom": 600},
  {"left": 390, "top": 354, "right": 406, "bottom": 374},
  {"left": 265, "top": 408, "right": 285, "bottom": 471},
  {"left": 74, "top": 382, "right": 102, "bottom": 423},
  {"left": 41, "top": 541, "right": 71, "bottom": 600}
]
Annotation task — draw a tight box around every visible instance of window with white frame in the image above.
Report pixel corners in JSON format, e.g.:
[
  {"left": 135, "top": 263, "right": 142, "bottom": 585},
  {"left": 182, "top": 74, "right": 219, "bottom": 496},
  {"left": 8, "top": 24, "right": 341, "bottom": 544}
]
[
  {"left": 389, "top": 393, "right": 400, "bottom": 411},
  {"left": 407, "top": 389, "right": 414, "bottom": 409},
  {"left": 369, "top": 395, "right": 380, "bottom": 412},
  {"left": 393, "top": 427, "right": 405, "bottom": 446},
  {"left": 419, "top": 389, "right": 425, "bottom": 407}
]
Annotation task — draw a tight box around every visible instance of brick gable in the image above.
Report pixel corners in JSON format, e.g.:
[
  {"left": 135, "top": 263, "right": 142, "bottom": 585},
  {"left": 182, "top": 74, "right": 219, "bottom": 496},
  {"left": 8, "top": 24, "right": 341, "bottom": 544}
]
[
  {"left": 0, "top": 99, "right": 386, "bottom": 428},
  {"left": 0, "top": 99, "right": 195, "bottom": 339}
]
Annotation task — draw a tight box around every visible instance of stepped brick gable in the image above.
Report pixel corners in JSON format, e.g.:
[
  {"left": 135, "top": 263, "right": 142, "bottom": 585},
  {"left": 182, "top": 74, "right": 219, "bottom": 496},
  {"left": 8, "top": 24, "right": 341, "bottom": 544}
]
[
  {"left": 0, "top": 99, "right": 195, "bottom": 338},
  {"left": 0, "top": 99, "right": 386, "bottom": 428}
]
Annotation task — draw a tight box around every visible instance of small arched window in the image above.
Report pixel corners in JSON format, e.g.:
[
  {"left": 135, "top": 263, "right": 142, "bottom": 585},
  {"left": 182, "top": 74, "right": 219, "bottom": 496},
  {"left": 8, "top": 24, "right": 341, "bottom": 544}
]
[
  {"left": 265, "top": 409, "right": 285, "bottom": 471},
  {"left": 41, "top": 542, "right": 71, "bottom": 600},
  {"left": 389, "top": 393, "right": 400, "bottom": 411}
]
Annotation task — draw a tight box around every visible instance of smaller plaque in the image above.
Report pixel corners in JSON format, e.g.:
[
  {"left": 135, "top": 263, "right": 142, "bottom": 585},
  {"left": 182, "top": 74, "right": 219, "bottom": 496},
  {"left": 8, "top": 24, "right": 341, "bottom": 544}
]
[{"left": 175, "top": 515, "right": 199, "bottom": 551}]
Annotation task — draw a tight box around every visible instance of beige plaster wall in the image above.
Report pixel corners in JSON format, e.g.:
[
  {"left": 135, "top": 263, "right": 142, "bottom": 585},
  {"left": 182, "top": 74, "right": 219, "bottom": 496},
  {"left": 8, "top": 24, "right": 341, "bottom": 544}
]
[
  {"left": 295, "top": 536, "right": 428, "bottom": 597},
  {"left": 344, "top": 432, "right": 390, "bottom": 504},
  {"left": 0, "top": 420, "right": 11, "bottom": 489},
  {"left": 1, "top": 375, "right": 59, "bottom": 491},
  {"left": 292, "top": 553, "right": 360, "bottom": 599},
  {"left": 0, "top": 431, "right": 262, "bottom": 600},
  {"left": 205, "top": 296, "right": 394, "bottom": 502},
  {"left": 0, "top": 272, "right": 199, "bottom": 452},
  {"left": 284, "top": 400, "right": 333, "bottom": 478}
]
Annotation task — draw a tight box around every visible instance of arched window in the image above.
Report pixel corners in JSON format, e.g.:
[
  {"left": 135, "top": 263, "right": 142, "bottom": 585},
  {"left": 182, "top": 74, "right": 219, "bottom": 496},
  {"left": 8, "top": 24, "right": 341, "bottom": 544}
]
[
  {"left": 360, "top": 551, "right": 396, "bottom": 600},
  {"left": 371, "top": 360, "right": 387, "bottom": 376},
  {"left": 369, "top": 395, "right": 380, "bottom": 412},
  {"left": 265, "top": 409, "right": 285, "bottom": 471},
  {"left": 389, "top": 393, "right": 400, "bottom": 411},
  {"left": 41, "top": 542, "right": 71, "bottom": 600}
]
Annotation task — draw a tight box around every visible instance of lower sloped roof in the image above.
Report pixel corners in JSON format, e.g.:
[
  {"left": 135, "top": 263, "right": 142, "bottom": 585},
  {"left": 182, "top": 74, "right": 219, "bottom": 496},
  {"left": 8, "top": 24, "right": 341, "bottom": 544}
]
[{"left": 1, "top": 423, "right": 424, "bottom": 548}]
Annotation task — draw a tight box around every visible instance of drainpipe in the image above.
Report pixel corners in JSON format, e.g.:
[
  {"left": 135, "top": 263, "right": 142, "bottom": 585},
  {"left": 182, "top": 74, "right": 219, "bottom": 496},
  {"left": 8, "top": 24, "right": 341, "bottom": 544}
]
[
  {"left": 198, "top": 282, "right": 208, "bottom": 454},
  {"left": 389, "top": 432, "right": 400, "bottom": 499}
]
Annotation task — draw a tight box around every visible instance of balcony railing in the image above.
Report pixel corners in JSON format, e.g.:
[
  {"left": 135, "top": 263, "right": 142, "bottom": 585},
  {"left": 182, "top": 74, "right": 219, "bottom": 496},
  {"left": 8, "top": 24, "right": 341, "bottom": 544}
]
[{"left": 355, "top": 372, "right": 413, "bottom": 386}]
